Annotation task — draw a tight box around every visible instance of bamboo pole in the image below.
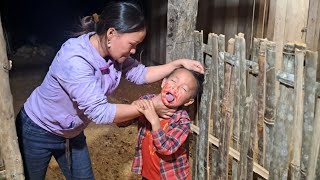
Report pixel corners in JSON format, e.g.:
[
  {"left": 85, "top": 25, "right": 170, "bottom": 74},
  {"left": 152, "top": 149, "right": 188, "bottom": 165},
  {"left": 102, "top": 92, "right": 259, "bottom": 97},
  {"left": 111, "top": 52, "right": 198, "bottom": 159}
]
[
  {"left": 289, "top": 47, "right": 305, "bottom": 180},
  {"left": 270, "top": 43, "right": 295, "bottom": 179},
  {"left": 264, "top": 42, "right": 276, "bottom": 170},
  {"left": 196, "top": 33, "right": 215, "bottom": 180},
  {"left": 246, "top": 38, "right": 263, "bottom": 180},
  {"left": 0, "top": 17, "right": 24, "bottom": 179},
  {"left": 256, "top": 40, "right": 267, "bottom": 168},
  {"left": 301, "top": 50, "right": 318, "bottom": 178}
]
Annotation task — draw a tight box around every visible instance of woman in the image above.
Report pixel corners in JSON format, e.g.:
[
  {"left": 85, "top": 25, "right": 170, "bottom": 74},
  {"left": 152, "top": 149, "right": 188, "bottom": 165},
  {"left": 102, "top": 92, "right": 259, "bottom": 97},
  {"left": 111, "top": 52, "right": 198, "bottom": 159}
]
[{"left": 15, "top": 1, "right": 204, "bottom": 179}]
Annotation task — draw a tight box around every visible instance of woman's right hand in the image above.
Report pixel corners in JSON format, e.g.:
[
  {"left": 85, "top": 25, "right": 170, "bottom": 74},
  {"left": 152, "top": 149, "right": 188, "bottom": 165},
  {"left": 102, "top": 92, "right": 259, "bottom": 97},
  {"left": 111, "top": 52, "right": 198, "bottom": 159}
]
[{"left": 151, "top": 98, "right": 176, "bottom": 119}]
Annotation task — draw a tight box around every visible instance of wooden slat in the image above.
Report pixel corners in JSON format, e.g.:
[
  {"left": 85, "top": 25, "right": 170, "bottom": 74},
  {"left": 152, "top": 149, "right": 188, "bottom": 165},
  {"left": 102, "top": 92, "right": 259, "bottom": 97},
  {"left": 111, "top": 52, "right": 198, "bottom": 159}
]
[
  {"left": 210, "top": 33, "right": 220, "bottom": 179},
  {"left": 232, "top": 36, "right": 241, "bottom": 153},
  {"left": 192, "top": 31, "right": 204, "bottom": 179},
  {"left": 190, "top": 124, "right": 269, "bottom": 179},
  {"left": 307, "top": 98, "right": 320, "bottom": 179},
  {"left": 237, "top": 33, "right": 251, "bottom": 180},
  {"left": 301, "top": 50, "right": 318, "bottom": 178},
  {"left": 216, "top": 35, "right": 228, "bottom": 179},
  {"left": 289, "top": 48, "right": 305, "bottom": 180},
  {"left": 246, "top": 38, "right": 259, "bottom": 180},
  {"left": 196, "top": 33, "right": 215, "bottom": 180}
]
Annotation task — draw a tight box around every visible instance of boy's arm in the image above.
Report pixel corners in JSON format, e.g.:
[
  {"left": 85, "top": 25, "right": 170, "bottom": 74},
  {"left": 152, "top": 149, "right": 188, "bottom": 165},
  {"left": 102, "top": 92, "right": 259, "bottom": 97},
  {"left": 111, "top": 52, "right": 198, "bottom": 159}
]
[{"left": 151, "top": 111, "right": 190, "bottom": 155}]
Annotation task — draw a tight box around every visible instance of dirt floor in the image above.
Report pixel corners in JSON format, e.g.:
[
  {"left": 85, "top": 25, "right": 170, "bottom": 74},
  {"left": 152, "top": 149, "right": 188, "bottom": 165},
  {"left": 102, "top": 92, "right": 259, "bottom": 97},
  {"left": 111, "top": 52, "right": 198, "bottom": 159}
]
[{"left": 8, "top": 45, "right": 163, "bottom": 180}]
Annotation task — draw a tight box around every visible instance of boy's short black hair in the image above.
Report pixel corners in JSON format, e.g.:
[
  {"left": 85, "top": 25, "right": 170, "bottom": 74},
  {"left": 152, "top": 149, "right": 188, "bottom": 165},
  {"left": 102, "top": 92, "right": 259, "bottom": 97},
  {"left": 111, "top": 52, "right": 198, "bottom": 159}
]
[{"left": 190, "top": 70, "right": 204, "bottom": 97}]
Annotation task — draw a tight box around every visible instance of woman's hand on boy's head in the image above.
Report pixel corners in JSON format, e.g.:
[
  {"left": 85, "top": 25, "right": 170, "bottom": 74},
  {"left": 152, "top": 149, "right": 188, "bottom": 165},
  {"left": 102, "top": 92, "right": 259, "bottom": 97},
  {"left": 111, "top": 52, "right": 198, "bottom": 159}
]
[{"left": 173, "top": 59, "right": 205, "bottom": 74}]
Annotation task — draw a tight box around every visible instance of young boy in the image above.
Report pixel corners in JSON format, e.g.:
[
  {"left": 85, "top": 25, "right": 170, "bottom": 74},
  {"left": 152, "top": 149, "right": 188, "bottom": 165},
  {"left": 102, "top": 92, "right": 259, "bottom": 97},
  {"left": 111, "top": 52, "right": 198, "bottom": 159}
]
[{"left": 130, "top": 68, "right": 204, "bottom": 180}]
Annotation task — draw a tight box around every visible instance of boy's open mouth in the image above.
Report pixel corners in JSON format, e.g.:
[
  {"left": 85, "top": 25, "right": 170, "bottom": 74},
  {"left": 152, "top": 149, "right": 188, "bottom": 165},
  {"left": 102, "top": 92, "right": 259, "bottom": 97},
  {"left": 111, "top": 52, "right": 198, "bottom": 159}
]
[{"left": 166, "top": 92, "right": 175, "bottom": 103}]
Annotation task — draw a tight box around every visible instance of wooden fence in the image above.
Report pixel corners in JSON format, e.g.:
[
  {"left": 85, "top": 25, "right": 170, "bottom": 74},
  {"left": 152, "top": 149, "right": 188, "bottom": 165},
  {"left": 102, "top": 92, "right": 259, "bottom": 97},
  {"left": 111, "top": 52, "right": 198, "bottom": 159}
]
[{"left": 190, "top": 31, "right": 320, "bottom": 179}]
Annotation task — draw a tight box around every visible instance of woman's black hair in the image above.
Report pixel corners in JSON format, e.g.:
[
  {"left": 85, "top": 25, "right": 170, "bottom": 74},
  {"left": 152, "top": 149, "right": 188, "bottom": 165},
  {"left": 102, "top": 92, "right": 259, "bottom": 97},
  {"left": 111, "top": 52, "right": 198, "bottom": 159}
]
[{"left": 75, "top": 1, "right": 146, "bottom": 36}]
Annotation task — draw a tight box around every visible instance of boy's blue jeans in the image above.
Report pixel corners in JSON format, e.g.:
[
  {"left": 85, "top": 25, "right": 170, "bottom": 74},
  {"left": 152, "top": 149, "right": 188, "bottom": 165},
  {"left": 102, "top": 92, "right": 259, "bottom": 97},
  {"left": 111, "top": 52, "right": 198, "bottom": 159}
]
[{"left": 16, "top": 107, "right": 94, "bottom": 180}]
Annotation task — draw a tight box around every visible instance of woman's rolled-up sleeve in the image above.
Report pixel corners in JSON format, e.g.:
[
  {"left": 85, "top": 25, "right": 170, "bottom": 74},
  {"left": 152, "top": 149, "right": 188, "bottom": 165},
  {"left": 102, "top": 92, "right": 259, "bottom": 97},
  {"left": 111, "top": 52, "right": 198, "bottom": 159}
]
[{"left": 122, "top": 57, "right": 147, "bottom": 85}]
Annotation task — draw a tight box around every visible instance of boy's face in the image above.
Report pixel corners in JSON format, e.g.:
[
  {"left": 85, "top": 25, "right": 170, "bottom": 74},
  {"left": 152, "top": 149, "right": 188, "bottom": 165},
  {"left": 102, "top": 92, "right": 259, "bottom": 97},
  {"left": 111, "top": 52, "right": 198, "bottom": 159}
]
[{"left": 161, "top": 69, "right": 197, "bottom": 108}]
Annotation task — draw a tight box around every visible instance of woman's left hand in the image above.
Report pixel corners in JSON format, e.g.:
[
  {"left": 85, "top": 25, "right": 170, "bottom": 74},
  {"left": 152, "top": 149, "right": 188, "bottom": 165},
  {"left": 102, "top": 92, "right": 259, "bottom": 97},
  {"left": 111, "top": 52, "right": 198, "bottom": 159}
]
[{"left": 174, "top": 59, "right": 205, "bottom": 74}]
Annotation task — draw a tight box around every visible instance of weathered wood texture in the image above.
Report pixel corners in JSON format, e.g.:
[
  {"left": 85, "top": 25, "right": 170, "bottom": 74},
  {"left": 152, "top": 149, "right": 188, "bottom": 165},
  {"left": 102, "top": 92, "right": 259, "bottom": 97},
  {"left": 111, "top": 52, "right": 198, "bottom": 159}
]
[
  {"left": 166, "top": 0, "right": 199, "bottom": 62},
  {"left": 0, "top": 17, "right": 24, "bottom": 179},
  {"left": 289, "top": 47, "right": 305, "bottom": 180},
  {"left": 196, "top": 31, "right": 214, "bottom": 180},
  {"left": 309, "top": 97, "right": 320, "bottom": 180},
  {"left": 301, "top": 50, "right": 318, "bottom": 179},
  {"left": 191, "top": 30, "right": 319, "bottom": 180},
  {"left": 196, "top": 0, "right": 267, "bottom": 58},
  {"left": 264, "top": 41, "right": 276, "bottom": 171},
  {"left": 142, "top": 0, "right": 167, "bottom": 66}
]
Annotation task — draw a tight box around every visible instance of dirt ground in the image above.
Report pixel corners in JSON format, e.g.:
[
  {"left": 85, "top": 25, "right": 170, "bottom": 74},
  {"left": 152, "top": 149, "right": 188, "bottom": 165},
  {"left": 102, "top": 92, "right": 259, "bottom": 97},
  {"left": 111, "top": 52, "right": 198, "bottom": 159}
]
[{"left": 8, "top": 45, "right": 163, "bottom": 180}]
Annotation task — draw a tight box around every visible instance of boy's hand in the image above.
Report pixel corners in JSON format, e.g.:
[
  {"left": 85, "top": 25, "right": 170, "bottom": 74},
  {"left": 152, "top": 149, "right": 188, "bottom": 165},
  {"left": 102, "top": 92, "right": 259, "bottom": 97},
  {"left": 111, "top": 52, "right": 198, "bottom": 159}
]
[
  {"left": 151, "top": 98, "right": 175, "bottom": 119},
  {"left": 134, "top": 99, "right": 160, "bottom": 130}
]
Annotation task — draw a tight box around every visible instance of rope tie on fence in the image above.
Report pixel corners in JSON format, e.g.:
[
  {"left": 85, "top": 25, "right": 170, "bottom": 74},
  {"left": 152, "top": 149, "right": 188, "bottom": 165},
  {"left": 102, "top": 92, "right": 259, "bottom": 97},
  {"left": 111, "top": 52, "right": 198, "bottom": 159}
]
[{"left": 264, "top": 117, "right": 275, "bottom": 125}]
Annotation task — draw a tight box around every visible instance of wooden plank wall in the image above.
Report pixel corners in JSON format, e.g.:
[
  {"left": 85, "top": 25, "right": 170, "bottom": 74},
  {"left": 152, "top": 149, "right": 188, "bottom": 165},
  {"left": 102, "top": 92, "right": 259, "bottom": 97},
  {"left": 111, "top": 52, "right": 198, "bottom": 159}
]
[
  {"left": 141, "top": 0, "right": 167, "bottom": 66},
  {"left": 196, "top": 0, "right": 268, "bottom": 57}
]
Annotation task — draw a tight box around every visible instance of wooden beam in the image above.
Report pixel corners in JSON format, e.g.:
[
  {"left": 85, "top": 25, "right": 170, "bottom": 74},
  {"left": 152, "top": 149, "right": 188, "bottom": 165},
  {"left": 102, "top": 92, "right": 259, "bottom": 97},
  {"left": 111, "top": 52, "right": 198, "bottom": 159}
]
[{"left": 190, "top": 124, "right": 269, "bottom": 179}]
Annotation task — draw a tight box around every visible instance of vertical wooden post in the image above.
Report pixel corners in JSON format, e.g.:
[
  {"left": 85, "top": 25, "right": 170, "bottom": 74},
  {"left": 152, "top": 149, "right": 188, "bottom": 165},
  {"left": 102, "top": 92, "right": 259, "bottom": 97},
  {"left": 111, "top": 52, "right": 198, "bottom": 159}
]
[
  {"left": 0, "top": 16, "right": 24, "bottom": 179},
  {"left": 231, "top": 34, "right": 241, "bottom": 180},
  {"left": 196, "top": 33, "right": 214, "bottom": 180},
  {"left": 307, "top": 96, "right": 320, "bottom": 180},
  {"left": 211, "top": 33, "right": 220, "bottom": 179},
  {"left": 166, "top": 0, "right": 199, "bottom": 61},
  {"left": 237, "top": 33, "right": 251, "bottom": 180},
  {"left": 301, "top": 50, "right": 318, "bottom": 178},
  {"left": 289, "top": 47, "right": 305, "bottom": 180},
  {"left": 216, "top": 35, "right": 229, "bottom": 179},
  {"left": 192, "top": 31, "right": 204, "bottom": 179},
  {"left": 246, "top": 38, "right": 260, "bottom": 180}
]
